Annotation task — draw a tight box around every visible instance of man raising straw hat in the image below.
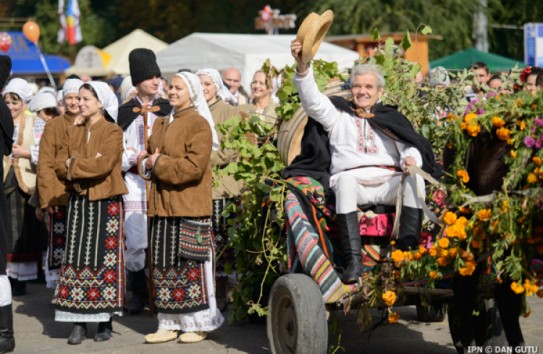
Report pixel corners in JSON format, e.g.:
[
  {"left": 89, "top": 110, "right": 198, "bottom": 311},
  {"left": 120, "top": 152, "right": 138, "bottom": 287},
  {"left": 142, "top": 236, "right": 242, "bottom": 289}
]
[{"left": 290, "top": 11, "right": 440, "bottom": 284}]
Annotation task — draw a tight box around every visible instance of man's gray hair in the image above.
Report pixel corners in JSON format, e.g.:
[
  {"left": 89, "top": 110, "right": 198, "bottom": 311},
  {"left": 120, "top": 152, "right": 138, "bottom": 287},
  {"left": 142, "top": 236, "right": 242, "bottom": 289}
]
[{"left": 349, "top": 63, "right": 385, "bottom": 90}]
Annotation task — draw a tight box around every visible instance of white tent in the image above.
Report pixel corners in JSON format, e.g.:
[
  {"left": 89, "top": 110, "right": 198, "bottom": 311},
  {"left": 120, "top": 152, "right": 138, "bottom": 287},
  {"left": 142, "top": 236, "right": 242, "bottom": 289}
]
[
  {"left": 102, "top": 29, "right": 168, "bottom": 76},
  {"left": 156, "top": 32, "right": 360, "bottom": 91},
  {"left": 65, "top": 29, "right": 168, "bottom": 77}
]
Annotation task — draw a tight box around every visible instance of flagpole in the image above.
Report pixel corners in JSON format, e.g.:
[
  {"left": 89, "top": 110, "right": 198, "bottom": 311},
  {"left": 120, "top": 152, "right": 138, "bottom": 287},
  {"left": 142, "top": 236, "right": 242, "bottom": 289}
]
[{"left": 35, "top": 42, "right": 57, "bottom": 90}]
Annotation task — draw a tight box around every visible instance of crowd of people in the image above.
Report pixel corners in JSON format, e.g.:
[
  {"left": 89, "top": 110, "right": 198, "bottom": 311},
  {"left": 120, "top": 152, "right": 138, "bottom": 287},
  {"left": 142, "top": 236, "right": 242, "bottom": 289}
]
[
  {"left": 0, "top": 47, "right": 281, "bottom": 352},
  {"left": 0, "top": 41, "right": 541, "bottom": 353}
]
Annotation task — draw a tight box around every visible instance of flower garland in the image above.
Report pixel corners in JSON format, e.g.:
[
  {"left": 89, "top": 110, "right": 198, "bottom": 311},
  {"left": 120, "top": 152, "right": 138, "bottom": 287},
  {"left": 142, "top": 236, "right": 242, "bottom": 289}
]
[{"left": 393, "top": 90, "right": 543, "bottom": 306}]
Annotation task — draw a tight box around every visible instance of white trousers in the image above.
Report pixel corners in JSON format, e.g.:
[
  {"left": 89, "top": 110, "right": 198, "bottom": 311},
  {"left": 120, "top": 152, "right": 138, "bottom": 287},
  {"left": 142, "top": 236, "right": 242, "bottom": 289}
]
[
  {"left": 0, "top": 275, "right": 12, "bottom": 306},
  {"left": 333, "top": 173, "right": 424, "bottom": 214},
  {"left": 124, "top": 211, "right": 148, "bottom": 272}
]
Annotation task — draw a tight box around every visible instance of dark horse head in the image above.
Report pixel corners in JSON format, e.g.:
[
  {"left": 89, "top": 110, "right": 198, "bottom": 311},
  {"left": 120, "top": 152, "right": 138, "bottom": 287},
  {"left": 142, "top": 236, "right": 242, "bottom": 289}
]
[{"left": 444, "top": 131, "right": 510, "bottom": 196}]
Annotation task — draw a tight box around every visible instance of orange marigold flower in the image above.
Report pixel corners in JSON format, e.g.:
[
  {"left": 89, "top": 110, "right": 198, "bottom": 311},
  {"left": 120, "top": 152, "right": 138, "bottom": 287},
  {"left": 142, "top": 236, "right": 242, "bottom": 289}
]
[
  {"left": 495, "top": 127, "right": 510, "bottom": 141},
  {"left": 437, "top": 257, "right": 448, "bottom": 267},
  {"left": 466, "top": 124, "right": 481, "bottom": 137},
  {"left": 476, "top": 209, "right": 492, "bottom": 221},
  {"left": 437, "top": 237, "right": 450, "bottom": 249},
  {"left": 429, "top": 271, "right": 440, "bottom": 279},
  {"left": 413, "top": 252, "right": 422, "bottom": 260},
  {"left": 456, "top": 216, "right": 469, "bottom": 227},
  {"left": 510, "top": 150, "right": 517, "bottom": 158},
  {"left": 471, "top": 239, "right": 482, "bottom": 248},
  {"left": 440, "top": 249, "right": 449, "bottom": 258},
  {"left": 459, "top": 260, "right": 476, "bottom": 276},
  {"left": 429, "top": 247, "right": 438, "bottom": 257},
  {"left": 382, "top": 290, "right": 397, "bottom": 307},
  {"left": 492, "top": 116, "right": 505, "bottom": 128},
  {"left": 458, "top": 206, "right": 471, "bottom": 214},
  {"left": 446, "top": 112, "right": 457, "bottom": 121},
  {"left": 391, "top": 249, "right": 404, "bottom": 264},
  {"left": 445, "top": 225, "right": 458, "bottom": 238},
  {"left": 527, "top": 173, "right": 538, "bottom": 184},
  {"left": 510, "top": 281, "right": 525, "bottom": 294},
  {"left": 418, "top": 245, "right": 427, "bottom": 255},
  {"left": 533, "top": 156, "right": 542, "bottom": 166},
  {"left": 517, "top": 120, "right": 526, "bottom": 130},
  {"left": 449, "top": 247, "right": 458, "bottom": 258},
  {"left": 464, "top": 112, "right": 477, "bottom": 123},
  {"left": 443, "top": 211, "right": 457, "bottom": 225},
  {"left": 457, "top": 170, "right": 470, "bottom": 183},
  {"left": 388, "top": 311, "right": 400, "bottom": 324},
  {"left": 523, "top": 279, "right": 539, "bottom": 296},
  {"left": 507, "top": 138, "right": 514, "bottom": 145}
]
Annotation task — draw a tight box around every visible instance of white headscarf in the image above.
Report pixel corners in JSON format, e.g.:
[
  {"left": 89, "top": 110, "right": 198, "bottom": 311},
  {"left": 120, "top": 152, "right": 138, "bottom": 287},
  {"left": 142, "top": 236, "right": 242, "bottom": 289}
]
[
  {"left": 3, "top": 78, "right": 33, "bottom": 103},
  {"left": 63, "top": 78, "right": 84, "bottom": 97},
  {"left": 86, "top": 81, "right": 119, "bottom": 122},
  {"left": 28, "top": 90, "right": 57, "bottom": 112},
  {"left": 195, "top": 68, "right": 236, "bottom": 105},
  {"left": 174, "top": 72, "right": 219, "bottom": 150}
]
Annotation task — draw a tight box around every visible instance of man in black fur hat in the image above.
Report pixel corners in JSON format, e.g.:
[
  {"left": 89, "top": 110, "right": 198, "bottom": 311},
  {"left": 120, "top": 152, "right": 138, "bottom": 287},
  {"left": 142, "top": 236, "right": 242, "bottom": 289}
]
[
  {"left": 0, "top": 55, "right": 15, "bottom": 353},
  {"left": 290, "top": 40, "right": 440, "bottom": 284},
  {"left": 117, "top": 48, "right": 171, "bottom": 314}
]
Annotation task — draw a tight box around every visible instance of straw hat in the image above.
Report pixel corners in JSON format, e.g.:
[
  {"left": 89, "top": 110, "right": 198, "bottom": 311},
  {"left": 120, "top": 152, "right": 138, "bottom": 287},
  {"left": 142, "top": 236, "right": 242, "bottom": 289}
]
[{"left": 296, "top": 10, "right": 334, "bottom": 64}]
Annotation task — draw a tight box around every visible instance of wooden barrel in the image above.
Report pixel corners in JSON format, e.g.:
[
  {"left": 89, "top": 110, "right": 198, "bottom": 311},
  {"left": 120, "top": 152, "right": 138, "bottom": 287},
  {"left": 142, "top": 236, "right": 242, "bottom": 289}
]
[{"left": 277, "top": 80, "right": 352, "bottom": 165}]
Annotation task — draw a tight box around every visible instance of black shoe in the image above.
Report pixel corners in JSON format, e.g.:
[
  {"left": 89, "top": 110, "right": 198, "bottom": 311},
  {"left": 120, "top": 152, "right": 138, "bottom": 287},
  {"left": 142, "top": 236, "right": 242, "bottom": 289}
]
[
  {"left": 0, "top": 304, "right": 15, "bottom": 354},
  {"left": 337, "top": 212, "right": 363, "bottom": 284},
  {"left": 94, "top": 319, "right": 112, "bottom": 342},
  {"left": 67, "top": 323, "right": 87, "bottom": 345}
]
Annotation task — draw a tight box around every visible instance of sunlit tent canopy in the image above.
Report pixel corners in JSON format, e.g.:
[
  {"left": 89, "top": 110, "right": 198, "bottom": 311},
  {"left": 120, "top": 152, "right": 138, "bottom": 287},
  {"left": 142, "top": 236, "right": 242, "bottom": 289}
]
[
  {"left": 156, "top": 33, "right": 360, "bottom": 90},
  {"left": 64, "top": 45, "right": 111, "bottom": 76},
  {"left": 101, "top": 29, "right": 168, "bottom": 76},
  {"left": 4, "top": 32, "right": 71, "bottom": 75},
  {"left": 430, "top": 48, "right": 524, "bottom": 72},
  {"left": 64, "top": 29, "right": 168, "bottom": 77}
]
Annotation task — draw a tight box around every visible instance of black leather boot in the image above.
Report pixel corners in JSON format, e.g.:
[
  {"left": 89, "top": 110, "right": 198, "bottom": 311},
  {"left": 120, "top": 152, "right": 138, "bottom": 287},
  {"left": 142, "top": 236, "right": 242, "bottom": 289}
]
[
  {"left": 0, "top": 304, "right": 15, "bottom": 354},
  {"left": 397, "top": 207, "right": 423, "bottom": 251},
  {"left": 128, "top": 269, "right": 148, "bottom": 315},
  {"left": 337, "top": 212, "right": 363, "bottom": 284},
  {"left": 94, "top": 318, "right": 112, "bottom": 342},
  {"left": 67, "top": 322, "right": 87, "bottom": 345}
]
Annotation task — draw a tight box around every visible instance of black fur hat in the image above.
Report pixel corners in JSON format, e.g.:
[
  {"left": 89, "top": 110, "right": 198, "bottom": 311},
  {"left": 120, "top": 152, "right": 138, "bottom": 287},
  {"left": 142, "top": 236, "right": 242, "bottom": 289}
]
[
  {"left": 129, "top": 48, "right": 161, "bottom": 86},
  {"left": 0, "top": 55, "right": 12, "bottom": 89}
]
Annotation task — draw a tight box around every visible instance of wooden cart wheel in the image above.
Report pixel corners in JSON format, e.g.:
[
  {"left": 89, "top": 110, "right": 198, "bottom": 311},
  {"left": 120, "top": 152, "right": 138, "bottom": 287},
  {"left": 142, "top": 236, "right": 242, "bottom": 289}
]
[{"left": 267, "top": 274, "right": 328, "bottom": 354}]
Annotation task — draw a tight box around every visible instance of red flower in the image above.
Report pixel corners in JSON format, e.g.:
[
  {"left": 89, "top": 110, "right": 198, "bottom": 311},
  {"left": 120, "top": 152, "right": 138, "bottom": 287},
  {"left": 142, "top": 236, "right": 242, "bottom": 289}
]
[
  {"left": 87, "top": 288, "right": 101, "bottom": 301},
  {"left": 172, "top": 288, "right": 185, "bottom": 301},
  {"left": 520, "top": 66, "right": 533, "bottom": 83},
  {"left": 104, "top": 236, "right": 118, "bottom": 250},
  {"left": 107, "top": 202, "right": 120, "bottom": 216},
  {"left": 102, "top": 270, "right": 117, "bottom": 283}
]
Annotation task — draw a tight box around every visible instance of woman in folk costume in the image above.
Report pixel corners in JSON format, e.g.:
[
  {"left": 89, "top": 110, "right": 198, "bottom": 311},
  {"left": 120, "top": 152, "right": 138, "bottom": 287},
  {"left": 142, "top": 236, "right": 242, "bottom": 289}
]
[
  {"left": 2, "top": 78, "right": 46, "bottom": 296},
  {"left": 196, "top": 68, "right": 242, "bottom": 309},
  {"left": 0, "top": 55, "right": 15, "bottom": 354},
  {"left": 52, "top": 81, "right": 127, "bottom": 345},
  {"left": 139, "top": 72, "right": 223, "bottom": 344},
  {"left": 36, "top": 79, "right": 83, "bottom": 289},
  {"left": 239, "top": 69, "right": 279, "bottom": 127}
]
